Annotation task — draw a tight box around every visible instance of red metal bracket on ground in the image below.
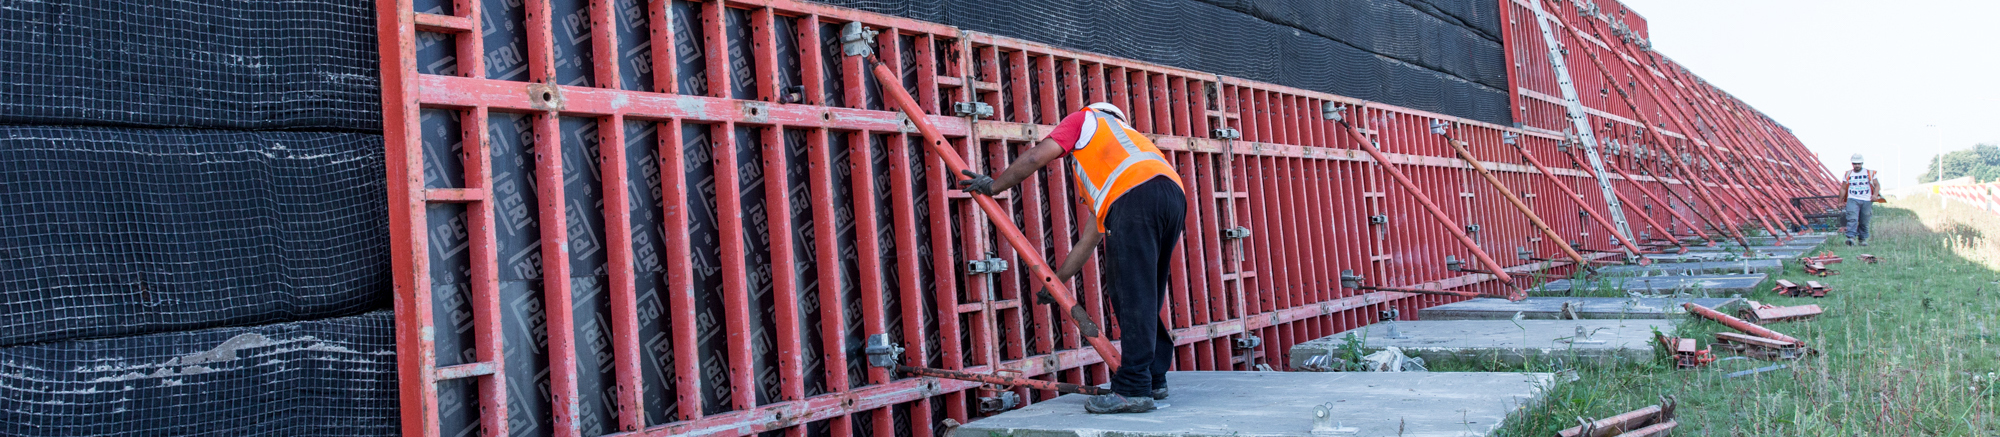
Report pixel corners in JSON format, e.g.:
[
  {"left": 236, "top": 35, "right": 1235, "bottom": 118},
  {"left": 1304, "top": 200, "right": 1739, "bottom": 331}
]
[
  {"left": 1859, "top": 254, "right": 1879, "bottom": 264},
  {"left": 1805, "top": 281, "right": 1830, "bottom": 298},
  {"left": 1773, "top": 279, "right": 1803, "bottom": 297},
  {"left": 1557, "top": 396, "right": 1679, "bottom": 437},
  {"left": 1683, "top": 302, "right": 1803, "bottom": 346},
  {"left": 1657, "top": 336, "right": 1715, "bottom": 369},
  {"left": 1738, "top": 301, "right": 1822, "bottom": 323},
  {"left": 1712, "top": 332, "right": 1812, "bottom": 361}
]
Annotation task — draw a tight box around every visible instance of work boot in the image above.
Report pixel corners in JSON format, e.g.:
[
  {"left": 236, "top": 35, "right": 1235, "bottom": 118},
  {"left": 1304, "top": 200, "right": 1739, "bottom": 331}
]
[
  {"left": 1151, "top": 387, "right": 1170, "bottom": 400},
  {"left": 1845, "top": 238, "right": 1854, "bottom": 246},
  {"left": 1084, "top": 393, "right": 1155, "bottom": 414},
  {"left": 1860, "top": 240, "right": 1869, "bottom": 247}
]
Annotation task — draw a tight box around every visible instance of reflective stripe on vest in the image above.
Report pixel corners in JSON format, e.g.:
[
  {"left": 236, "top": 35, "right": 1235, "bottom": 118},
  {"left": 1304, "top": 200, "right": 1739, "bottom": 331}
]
[{"left": 1068, "top": 110, "right": 1179, "bottom": 229}]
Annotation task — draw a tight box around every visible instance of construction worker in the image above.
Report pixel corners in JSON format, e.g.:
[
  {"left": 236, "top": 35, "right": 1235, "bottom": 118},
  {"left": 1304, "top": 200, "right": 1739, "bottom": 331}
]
[
  {"left": 1842, "top": 153, "right": 1880, "bottom": 246},
  {"left": 956, "top": 102, "right": 1184, "bottom": 414}
]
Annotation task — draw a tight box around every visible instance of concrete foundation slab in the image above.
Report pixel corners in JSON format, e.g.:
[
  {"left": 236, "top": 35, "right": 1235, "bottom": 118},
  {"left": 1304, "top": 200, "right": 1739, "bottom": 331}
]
[
  {"left": 1288, "top": 319, "right": 1675, "bottom": 369},
  {"left": 953, "top": 371, "right": 1550, "bottom": 437},
  {"left": 1594, "top": 259, "right": 1782, "bottom": 276},
  {"left": 1533, "top": 274, "right": 1767, "bottom": 294},
  {"left": 1644, "top": 250, "right": 1808, "bottom": 262},
  {"left": 1746, "top": 234, "right": 1830, "bottom": 245},
  {"left": 1685, "top": 243, "right": 1822, "bottom": 253},
  {"left": 1418, "top": 297, "right": 1742, "bottom": 320}
]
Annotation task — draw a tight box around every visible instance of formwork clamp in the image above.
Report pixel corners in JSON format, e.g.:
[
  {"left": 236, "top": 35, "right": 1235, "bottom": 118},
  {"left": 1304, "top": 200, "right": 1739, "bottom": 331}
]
[
  {"left": 839, "top": 22, "right": 879, "bottom": 57},
  {"left": 1212, "top": 127, "right": 1242, "bottom": 140},
  {"left": 1220, "top": 226, "right": 1252, "bottom": 240},
  {"left": 952, "top": 101, "right": 994, "bottom": 119},
  {"left": 1320, "top": 102, "right": 1346, "bottom": 122},
  {"left": 965, "top": 256, "right": 1009, "bottom": 275}
]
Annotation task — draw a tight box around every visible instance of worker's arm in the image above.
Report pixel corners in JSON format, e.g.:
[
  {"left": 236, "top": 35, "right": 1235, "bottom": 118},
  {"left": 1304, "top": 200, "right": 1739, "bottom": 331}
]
[
  {"left": 1053, "top": 216, "right": 1104, "bottom": 283},
  {"left": 958, "top": 139, "right": 1065, "bottom": 195}
]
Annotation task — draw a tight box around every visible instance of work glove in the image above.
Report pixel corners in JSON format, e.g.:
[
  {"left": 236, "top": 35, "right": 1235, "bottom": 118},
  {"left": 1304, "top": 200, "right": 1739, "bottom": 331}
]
[{"left": 955, "top": 169, "right": 996, "bottom": 195}]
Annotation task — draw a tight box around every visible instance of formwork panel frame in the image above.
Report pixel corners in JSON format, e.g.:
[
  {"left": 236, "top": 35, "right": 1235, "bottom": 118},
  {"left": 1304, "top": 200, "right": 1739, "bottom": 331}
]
[{"left": 381, "top": 1, "right": 1825, "bottom": 435}]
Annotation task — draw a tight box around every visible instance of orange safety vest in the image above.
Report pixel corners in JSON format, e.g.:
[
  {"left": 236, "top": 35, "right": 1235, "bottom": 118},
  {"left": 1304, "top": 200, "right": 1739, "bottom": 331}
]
[{"left": 1067, "top": 109, "right": 1183, "bottom": 232}]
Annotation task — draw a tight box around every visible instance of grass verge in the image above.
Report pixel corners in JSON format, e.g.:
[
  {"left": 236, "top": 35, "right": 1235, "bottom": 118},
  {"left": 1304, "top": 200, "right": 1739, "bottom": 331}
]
[{"left": 1478, "top": 199, "right": 2000, "bottom": 436}]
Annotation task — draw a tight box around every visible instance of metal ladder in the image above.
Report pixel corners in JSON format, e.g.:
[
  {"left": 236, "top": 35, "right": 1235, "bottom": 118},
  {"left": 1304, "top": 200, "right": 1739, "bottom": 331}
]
[{"left": 1527, "top": 0, "right": 1637, "bottom": 257}]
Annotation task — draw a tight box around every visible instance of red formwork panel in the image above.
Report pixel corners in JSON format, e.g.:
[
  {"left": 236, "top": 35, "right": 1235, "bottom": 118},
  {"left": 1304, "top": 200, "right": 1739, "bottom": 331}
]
[
  {"left": 377, "top": 0, "right": 1828, "bottom": 436},
  {"left": 1499, "top": 0, "right": 1829, "bottom": 239}
]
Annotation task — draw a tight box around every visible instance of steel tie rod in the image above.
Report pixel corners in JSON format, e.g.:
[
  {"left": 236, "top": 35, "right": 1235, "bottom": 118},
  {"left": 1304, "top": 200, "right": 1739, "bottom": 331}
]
[{"left": 843, "top": 23, "right": 1122, "bottom": 369}]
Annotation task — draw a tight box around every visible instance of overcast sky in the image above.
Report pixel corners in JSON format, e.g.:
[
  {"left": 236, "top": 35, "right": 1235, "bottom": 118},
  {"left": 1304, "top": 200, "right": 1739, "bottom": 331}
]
[{"left": 1617, "top": 0, "right": 2000, "bottom": 189}]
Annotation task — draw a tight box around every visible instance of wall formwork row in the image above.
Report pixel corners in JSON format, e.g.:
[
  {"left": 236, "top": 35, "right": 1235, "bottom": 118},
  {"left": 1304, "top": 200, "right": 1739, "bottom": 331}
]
[{"left": 375, "top": 0, "right": 1834, "bottom": 436}]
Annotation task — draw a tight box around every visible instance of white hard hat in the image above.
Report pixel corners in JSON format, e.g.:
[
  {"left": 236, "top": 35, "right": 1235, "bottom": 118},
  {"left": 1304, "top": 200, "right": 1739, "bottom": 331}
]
[
  {"left": 1850, "top": 153, "right": 1864, "bottom": 164},
  {"left": 1086, "top": 102, "right": 1126, "bottom": 122}
]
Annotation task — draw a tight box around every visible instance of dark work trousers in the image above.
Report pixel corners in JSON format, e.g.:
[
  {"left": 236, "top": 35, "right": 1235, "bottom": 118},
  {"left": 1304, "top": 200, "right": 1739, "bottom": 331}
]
[
  {"left": 1844, "top": 198, "right": 1872, "bottom": 240},
  {"left": 1101, "top": 177, "right": 1186, "bottom": 398}
]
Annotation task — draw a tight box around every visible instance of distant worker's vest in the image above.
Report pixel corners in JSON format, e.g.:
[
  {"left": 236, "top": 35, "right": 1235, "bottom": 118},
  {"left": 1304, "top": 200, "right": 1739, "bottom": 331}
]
[
  {"left": 1067, "top": 109, "right": 1183, "bottom": 232},
  {"left": 1846, "top": 169, "right": 1875, "bottom": 202}
]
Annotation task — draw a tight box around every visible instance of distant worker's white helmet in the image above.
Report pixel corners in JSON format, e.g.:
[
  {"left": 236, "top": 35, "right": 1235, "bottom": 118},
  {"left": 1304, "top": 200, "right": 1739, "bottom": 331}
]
[
  {"left": 1851, "top": 153, "right": 1864, "bottom": 164},
  {"left": 1086, "top": 102, "right": 1126, "bottom": 122}
]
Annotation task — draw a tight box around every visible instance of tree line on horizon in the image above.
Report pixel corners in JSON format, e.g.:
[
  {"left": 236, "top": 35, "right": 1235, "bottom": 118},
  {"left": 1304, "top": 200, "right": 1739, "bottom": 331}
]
[{"left": 1918, "top": 143, "right": 2000, "bottom": 184}]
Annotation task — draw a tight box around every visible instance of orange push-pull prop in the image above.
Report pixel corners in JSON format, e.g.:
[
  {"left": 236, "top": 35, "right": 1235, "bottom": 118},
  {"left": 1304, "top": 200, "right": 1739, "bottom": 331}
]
[{"left": 843, "top": 23, "right": 1122, "bottom": 371}]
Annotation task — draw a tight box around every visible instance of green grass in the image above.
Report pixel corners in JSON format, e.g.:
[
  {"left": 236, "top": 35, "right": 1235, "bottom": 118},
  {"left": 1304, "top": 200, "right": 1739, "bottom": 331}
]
[{"left": 1471, "top": 201, "right": 2000, "bottom": 436}]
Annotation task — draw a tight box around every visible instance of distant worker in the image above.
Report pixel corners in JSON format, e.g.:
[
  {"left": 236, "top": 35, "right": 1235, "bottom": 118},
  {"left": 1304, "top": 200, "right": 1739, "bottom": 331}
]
[
  {"left": 955, "top": 102, "right": 1184, "bottom": 414},
  {"left": 1842, "top": 153, "right": 1880, "bottom": 246}
]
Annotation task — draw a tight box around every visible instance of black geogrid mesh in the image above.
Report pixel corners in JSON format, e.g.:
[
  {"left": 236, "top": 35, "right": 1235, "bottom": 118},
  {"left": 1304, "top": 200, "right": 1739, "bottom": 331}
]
[
  {"left": 0, "top": 0, "right": 379, "bottom": 131},
  {"left": 0, "top": 310, "right": 398, "bottom": 437},
  {"left": 0, "top": 126, "right": 390, "bottom": 347},
  {"left": 811, "top": 0, "right": 1513, "bottom": 124}
]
